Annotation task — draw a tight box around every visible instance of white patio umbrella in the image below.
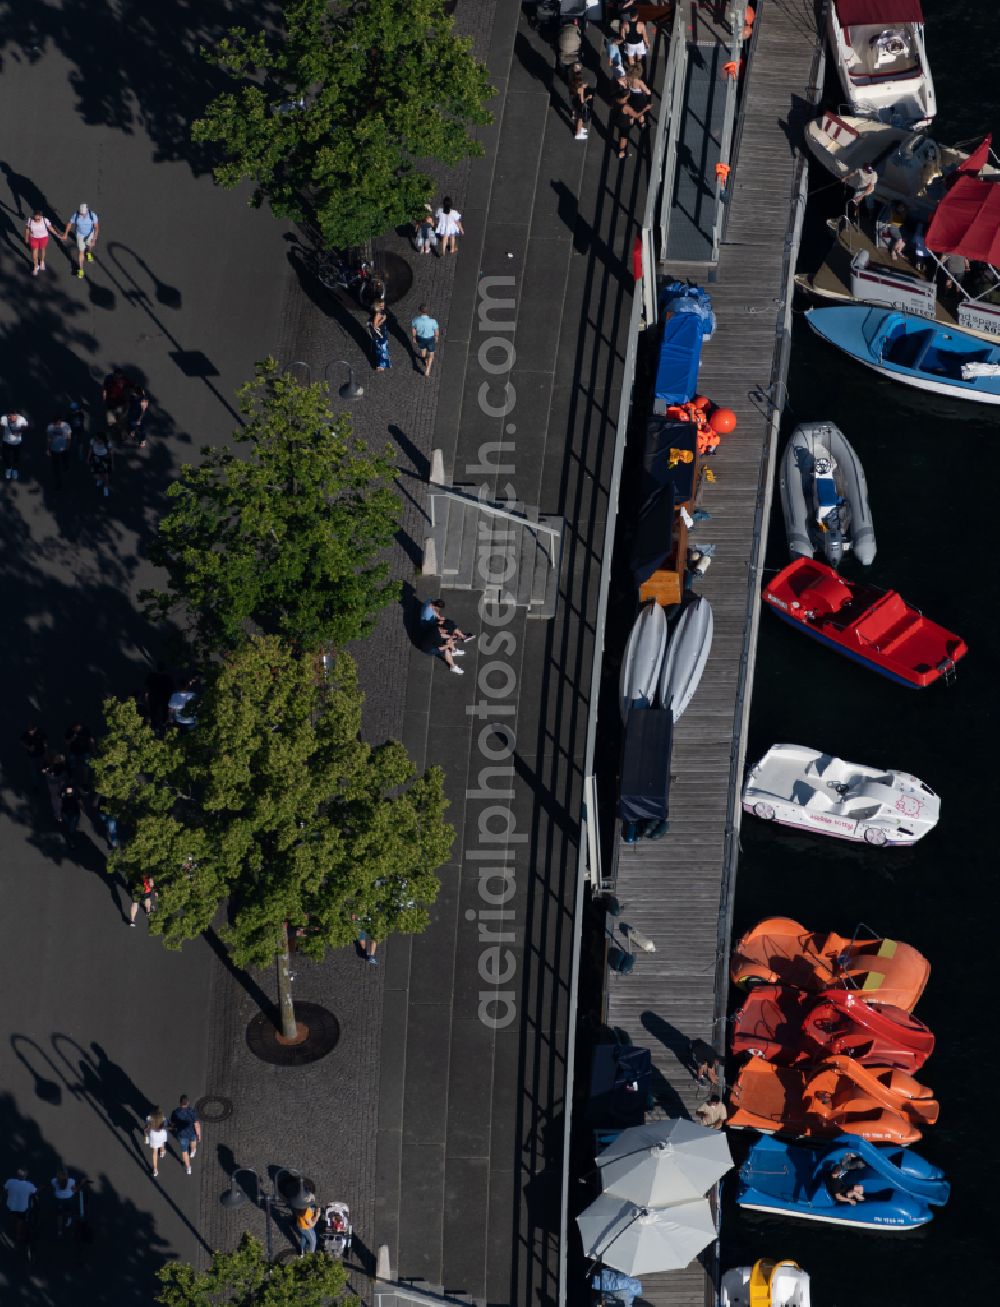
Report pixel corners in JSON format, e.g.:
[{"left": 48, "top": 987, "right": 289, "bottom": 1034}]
[
  {"left": 597, "top": 1118, "right": 733, "bottom": 1206},
  {"left": 576, "top": 1194, "right": 716, "bottom": 1275}
]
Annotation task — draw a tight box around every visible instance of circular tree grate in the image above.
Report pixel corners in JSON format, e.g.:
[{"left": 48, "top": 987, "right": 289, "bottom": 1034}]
[
  {"left": 195, "top": 1094, "right": 234, "bottom": 1124},
  {"left": 245, "top": 1003, "right": 340, "bottom": 1067}
]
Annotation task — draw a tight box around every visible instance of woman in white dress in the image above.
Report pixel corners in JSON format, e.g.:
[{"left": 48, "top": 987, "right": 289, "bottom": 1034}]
[
  {"left": 145, "top": 1107, "right": 169, "bottom": 1177},
  {"left": 434, "top": 196, "right": 464, "bottom": 255}
]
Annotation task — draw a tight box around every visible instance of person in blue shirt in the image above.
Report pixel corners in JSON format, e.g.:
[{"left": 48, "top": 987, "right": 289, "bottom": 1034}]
[
  {"left": 410, "top": 304, "right": 441, "bottom": 378},
  {"left": 62, "top": 203, "right": 100, "bottom": 279},
  {"left": 169, "top": 1096, "right": 202, "bottom": 1176}
]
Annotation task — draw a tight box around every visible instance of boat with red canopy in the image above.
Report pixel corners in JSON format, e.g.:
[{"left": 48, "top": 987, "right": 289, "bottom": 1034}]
[
  {"left": 827, "top": 0, "right": 935, "bottom": 126},
  {"left": 731, "top": 985, "right": 935, "bottom": 1073},
  {"left": 763, "top": 558, "right": 967, "bottom": 687}
]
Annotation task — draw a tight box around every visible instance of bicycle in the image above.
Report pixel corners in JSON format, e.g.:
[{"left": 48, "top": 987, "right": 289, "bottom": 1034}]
[{"left": 313, "top": 249, "right": 386, "bottom": 308}]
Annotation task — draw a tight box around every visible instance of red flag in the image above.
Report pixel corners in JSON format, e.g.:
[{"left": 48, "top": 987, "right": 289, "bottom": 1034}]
[{"left": 957, "top": 133, "right": 992, "bottom": 175}]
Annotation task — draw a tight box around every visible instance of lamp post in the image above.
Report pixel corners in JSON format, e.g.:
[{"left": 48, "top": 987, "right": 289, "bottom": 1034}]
[
  {"left": 324, "top": 359, "right": 364, "bottom": 401},
  {"left": 220, "top": 1166, "right": 316, "bottom": 1261}
]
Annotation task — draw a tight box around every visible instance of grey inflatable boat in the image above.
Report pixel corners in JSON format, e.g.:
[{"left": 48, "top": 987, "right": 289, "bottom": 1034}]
[
  {"left": 620, "top": 602, "right": 667, "bottom": 721},
  {"left": 779, "top": 421, "right": 876, "bottom": 568}
]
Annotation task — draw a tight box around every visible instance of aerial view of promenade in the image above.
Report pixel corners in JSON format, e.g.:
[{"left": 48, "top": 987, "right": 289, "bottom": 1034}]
[{"left": 0, "top": 2, "right": 988, "bottom": 1306}]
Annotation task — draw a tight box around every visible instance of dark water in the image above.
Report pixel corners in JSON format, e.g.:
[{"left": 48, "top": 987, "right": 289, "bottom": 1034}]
[{"left": 722, "top": 6, "right": 1000, "bottom": 1301}]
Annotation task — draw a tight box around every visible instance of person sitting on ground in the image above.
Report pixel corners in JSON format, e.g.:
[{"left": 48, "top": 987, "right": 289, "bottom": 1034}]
[
  {"left": 695, "top": 1094, "right": 727, "bottom": 1130},
  {"left": 417, "top": 602, "right": 466, "bottom": 676},
  {"left": 420, "top": 597, "right": 475, "bottom": 644}
]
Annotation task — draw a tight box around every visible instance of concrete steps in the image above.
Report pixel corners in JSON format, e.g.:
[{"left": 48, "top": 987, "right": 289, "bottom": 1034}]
[{"left": 423, "top": 481, "right": 562, "bottom": 620}]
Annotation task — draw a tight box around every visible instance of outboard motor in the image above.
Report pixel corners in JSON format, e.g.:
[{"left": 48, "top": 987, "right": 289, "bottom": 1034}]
[{"left": 812, "top": 456, "right": 847, "bottom": 567}]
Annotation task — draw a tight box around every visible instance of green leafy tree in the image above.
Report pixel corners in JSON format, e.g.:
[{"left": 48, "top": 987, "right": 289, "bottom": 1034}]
[
  {"left": 94, "top": 638, "right": 453, "bottom": 1039},
  {"left": 157, "top": 1232, "right": 359, "bottom": 1305},
  {"left": 192, "top": 0, "right": 494, "bottom": 248},
  {"left": 142, "top": 360, "right": 400, "bottom": 657}
]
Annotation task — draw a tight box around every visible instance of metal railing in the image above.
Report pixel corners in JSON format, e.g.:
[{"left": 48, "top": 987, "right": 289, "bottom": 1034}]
[
  {"left": 656, "top": 2, "right": 691, "bottom": 262},
  {"left": 709, "top": 5, "right": 750, "bottom": 262},
  {"left": 556, "top": 13, "right": 684, "bottom": 1303}
]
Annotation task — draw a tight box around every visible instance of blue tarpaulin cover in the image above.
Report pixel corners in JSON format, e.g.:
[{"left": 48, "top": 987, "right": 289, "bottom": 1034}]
[
  {"left": 661, "top": 281, "right": 717, "bottom": 338},
  {"left": 654, "top": 314, "right": 703, "bottom": 407}
]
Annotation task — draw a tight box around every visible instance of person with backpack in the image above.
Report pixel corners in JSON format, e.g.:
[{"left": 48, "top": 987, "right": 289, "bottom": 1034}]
[{"left": 62, "top": 203, "right": 100, "bottom": 280}]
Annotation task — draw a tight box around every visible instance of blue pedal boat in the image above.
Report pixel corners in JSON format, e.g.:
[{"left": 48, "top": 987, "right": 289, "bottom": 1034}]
[
  {"left": 806, "top": 305, "right": 1000, "bottom": 404},
  {"left": 736, "top": 1134, "right": 950, "bottom": 1230}
]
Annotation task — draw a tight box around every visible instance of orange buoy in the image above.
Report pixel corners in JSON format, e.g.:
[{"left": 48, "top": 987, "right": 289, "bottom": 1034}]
[
  {"left": 715, "top": 162, "right": 732, "bottom": 187},
  {"left": 709, "top": 407, "right": 737, "bottom": 434}
]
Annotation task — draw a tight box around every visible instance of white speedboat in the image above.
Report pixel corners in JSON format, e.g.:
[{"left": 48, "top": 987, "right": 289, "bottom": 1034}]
[
  {"left": 743, "top": 744, "right": 939, "bottom": 846},
  {"left": 722, "top": 1260, "right": 811, "bottom": 1307},
  {"left": 803, "top": 112, "right": 997, "bottom": 217},
  {"left": 827, "top": 0, "right": 936, "bottom": 126}
]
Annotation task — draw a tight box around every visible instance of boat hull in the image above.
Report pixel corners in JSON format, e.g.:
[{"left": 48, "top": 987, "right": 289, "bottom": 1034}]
[
  {"left": 658, "top": 596, "right": 713, "bottom": 718},
  {"left": 740, "top": 801, "right": 921, "bottom": 844},
  {"left": 766, "top": 605, "right": 924, "bottom": 688}
]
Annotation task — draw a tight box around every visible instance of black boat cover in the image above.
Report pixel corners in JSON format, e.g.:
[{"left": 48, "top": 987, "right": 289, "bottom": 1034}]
[
  {"left": 631, "top": 418, "right": 698, "bottom": 585},
  {"left": 619, "top": 708, "right": 673, "bottom": 821}
]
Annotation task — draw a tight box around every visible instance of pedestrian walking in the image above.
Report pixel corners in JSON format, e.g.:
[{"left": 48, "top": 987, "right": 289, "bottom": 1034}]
[
  {"left": 60, "top": 782, "right": 83, "bottom": 842},
  {"left": 169, "top": 1096, "right": 202, "bottom": 1175},
  {"left": 369, "top": 305, "right": 391, "bottom": 372},
  {"left": 24, "top": 211, "right": 63, "bottom": 276},
  {"left": 144, "top": 664, "right": 175, "bottom": 732},
  {"left": 101, "top": 368, "right": 130, "bottom": 429},
  {"left": 42, "top": 754, "right": 68, "bottom": 821},
  {"left": 87, "top": 432, "right": 113, "bottom": 497},
  {"left": 356, "top": 925, "right": 378, "bottom": 966},
  {"left": 410, "top": 305, "right": 441, "bottom": 378},
  {"left": 19, "top": 726, "right": 48, "bottom": 789},
  {"left": 604, "top": 19, "right": 627, "bottom": 85},
  {"left": 51, "top": 1172, "right": 79, "bottom": 1236},
  {"left": 144, "top": 1108, "right": 169, "bottom": 1178},
  {"left": 297, "top": 1202, "right": 320, "bottom": 1255},
  {"left": 413, "top": 204, "right": 437, "bottom": 255},
  {"left": 613, "top": 92, "right": 639, "bottom": 160},
  {"left": 434, "top": 197, "right": 463, "bottom": 255},
  {"left": 65, "top": 723, "right": 95, "bottom": 777},
  {"left": 568, "top": 63, "right": 594, "bottom": 140},
  {"left": 619, "top": 0, "right": 649, "bottom": 70},
  {"left": 125, "top": 385, "right": 149, "bottom": 446},
  {"left": 68, "top": 400, "right": 87, "bottom": 460},
  {"left": 129, "top": 875, "right": 156, "bottom": 927},
  {"left": 1, "top": 411, "right": 29, "bottom": 481},
  {"left": 63, "top": 203, "right": 100, "bottom": 279},
  {"left": 625, "top": 68, "right": 652, "bottom": 127},
  {"left": 95, "top": 794, "right": 119, "bottom": 850},
  {"left": 47, "top": 416, "right": 72, "bottom": 487}
]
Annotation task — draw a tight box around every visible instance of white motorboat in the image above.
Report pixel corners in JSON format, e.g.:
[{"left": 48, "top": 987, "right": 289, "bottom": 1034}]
[
  {"left": 743, "top": 744, "right": 939, "bottom": 846},
  {"left": 803, "top": 112, "right": 997, "bottom": 218},
  {"left": 780, "top": 422, "right": 876, "bottom": 567},
  {"left": 827, "top": 0, "right": 936, "bottom": 126},
  {"left": 721, "top": 1260, "right": 811, "bottom": 1307}
]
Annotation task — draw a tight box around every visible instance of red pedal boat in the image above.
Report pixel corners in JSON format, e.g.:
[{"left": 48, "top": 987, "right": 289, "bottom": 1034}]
[
  {"left": 763, "top": 558, "right": 967, "bottom": 688},
  {"left": 731, "top": 985, "right": 935, "bottom": 1073}
]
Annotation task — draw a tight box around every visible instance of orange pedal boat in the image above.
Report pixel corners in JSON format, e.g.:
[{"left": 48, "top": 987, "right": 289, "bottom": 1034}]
[
  {"left": 727, "top": 1054, "right": 939, "bottom": 1145},
  {"left": 731, "top": 916, "right": 929, "bottom": 1012}
]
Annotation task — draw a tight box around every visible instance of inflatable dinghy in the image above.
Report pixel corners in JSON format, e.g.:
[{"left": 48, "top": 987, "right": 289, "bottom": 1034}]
[{"left": 780, "top": 422, "right": 875, "bottom": 567}]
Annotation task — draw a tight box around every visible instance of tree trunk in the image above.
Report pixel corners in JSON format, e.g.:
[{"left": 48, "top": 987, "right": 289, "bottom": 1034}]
[{"left": 275, "top": 924, "right": 298, "bottom": 1041}]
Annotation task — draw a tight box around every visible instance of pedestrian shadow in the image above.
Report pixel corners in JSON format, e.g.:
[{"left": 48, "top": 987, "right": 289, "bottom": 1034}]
[{"left": 285, "top": 246, "right": 373, "bottom": 360}]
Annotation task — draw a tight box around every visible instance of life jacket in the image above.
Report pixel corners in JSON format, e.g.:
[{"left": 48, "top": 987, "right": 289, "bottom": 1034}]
[{"left": 697, "top": 429, "right": 721, "bottom": 455}]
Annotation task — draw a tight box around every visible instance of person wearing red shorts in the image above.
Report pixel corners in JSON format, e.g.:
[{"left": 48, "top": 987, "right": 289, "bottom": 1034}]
[{"left": 24, "top": 211, "right": 63, "bottom": 276}]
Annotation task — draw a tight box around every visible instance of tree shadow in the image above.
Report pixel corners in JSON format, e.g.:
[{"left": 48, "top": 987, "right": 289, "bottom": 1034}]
[
  {"left": 202, "top": 927, "right": 279, "bottom": 1027},
  {"left": 0, "top": 0, "right": 284, "bottom": 170}
]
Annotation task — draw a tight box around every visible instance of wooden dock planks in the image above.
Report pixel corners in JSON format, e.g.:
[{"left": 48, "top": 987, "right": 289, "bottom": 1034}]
[{"left": 603, "top": 1, "right": 821, "bottom": 1303}]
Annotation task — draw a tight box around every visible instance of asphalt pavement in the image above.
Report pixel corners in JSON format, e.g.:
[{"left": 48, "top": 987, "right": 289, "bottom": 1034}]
[{"left": 0, "top": 5, "right": 291, "bottom": 1301}]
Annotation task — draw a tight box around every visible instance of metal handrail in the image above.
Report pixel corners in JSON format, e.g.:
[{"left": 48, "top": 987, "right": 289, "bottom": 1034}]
[{"left": 656, "top": 1, "right": 691, "bottom": 260}]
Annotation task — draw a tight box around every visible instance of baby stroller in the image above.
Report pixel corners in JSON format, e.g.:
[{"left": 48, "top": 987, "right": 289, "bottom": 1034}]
[{"left": 317, "top": 1201, "right": 352, "bottom": 1260}]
